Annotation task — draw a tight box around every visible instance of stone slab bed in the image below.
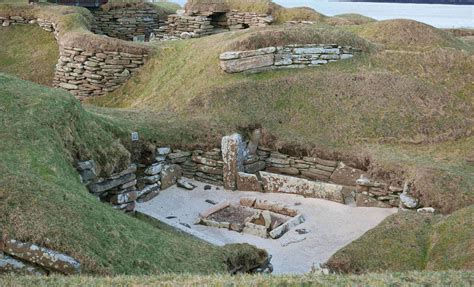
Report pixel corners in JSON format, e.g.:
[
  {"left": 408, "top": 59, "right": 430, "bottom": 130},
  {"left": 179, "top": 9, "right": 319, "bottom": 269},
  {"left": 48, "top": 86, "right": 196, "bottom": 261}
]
[{"left": 219, "top": 44, "right": 360, "bottom": 73}]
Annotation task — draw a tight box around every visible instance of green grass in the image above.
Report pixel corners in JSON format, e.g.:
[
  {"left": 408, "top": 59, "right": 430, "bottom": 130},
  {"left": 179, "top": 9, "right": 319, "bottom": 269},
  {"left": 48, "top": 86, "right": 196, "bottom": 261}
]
[
  {"left": 326, "top": 206, "right": 474, "bottom": 273},
  {"left": 0, "top": 25, "right": 58, "bottom": 85},
  {"left": 1, "top": 271, "right": 473, "bottom": 286},
  {"left": 0, "top": 73, "right": 240, "bottom": 275}
]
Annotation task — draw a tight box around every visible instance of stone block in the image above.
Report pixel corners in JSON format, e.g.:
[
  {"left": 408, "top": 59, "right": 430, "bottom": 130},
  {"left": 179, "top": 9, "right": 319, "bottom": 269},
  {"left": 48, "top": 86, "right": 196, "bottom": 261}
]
[
  {"left": 200, "top": 201, "right": 230, "bottom": 218},
  {"left": 260, "top": 171, "right": 344, "bottom": 203},
  {"left": 2, "top": 239, "right": 81, "bottom": 275},
  {"left": 160, "top": 164, "right": 182, "bottom": 189},
  {"left": 243, "top": 222, "right": 268, "bottom": 238},
  {"left": 244, "top": 160, "right": 266, "bottom": 174},
  {"left": 88, "top": 173, "right": 136, "bottom": 194},
  {"left": 269, "top": 214, "right": 305, "bottom": 239},
  {"left": 266, "top": 166, "right": 300, "bottom": 176},
  {"left": 355, "top": 193, "right": 391, "bottom": 208},
  {"left": 240, "top": 196, "right": 257, "bottom": 207},
  {"left": 236, "top": 172, "right": 262, "bottom": 192},
  {"left": 222, "top": 134, "right": 245, "bottom": 190},
  {"left": 220, "top": 54, "right": 274, "bottom": 73}
]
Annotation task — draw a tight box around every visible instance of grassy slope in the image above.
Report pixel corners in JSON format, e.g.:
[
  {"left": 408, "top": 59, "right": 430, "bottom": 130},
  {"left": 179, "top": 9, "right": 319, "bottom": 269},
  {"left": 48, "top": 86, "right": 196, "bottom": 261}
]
[
  {"left": 0, "top": 74, "right": 230, "bottom": 275},
  {"left": 0, "top": 25, "right": 58, "bottom": 86},
  {"left": 327, "top": 206, "right": 474, "bottom": 273},
  {"left": 1, "top": 271, "right": 473, "bottom": 286}
]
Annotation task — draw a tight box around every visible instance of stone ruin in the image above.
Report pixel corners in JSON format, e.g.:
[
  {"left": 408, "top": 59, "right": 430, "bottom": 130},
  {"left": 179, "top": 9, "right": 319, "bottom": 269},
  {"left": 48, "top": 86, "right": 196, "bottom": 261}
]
[
  {"left": 154, "top": 2, "right": 273, "bottom": 41},
  {"left": 196, "top": 197, "right": 304, "bottom": 239}
]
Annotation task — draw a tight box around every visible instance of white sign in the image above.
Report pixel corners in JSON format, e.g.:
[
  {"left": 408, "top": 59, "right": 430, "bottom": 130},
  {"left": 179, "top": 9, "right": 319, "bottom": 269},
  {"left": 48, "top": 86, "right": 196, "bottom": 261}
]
[{"left": 131, "top": 132, "right": 139, "bottom": 142}]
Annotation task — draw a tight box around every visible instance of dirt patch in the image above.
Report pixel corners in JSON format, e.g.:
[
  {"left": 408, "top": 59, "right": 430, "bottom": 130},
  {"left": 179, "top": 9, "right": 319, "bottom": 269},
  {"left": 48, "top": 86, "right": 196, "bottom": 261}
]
[{"left": 209, "top": 205, "right": 256, "bottom": 225}]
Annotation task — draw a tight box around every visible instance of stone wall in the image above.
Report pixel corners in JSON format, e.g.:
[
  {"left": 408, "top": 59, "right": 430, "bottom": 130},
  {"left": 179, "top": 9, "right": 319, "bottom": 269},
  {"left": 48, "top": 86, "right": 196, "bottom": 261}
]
[
  {"left": 154, "top": 14, "right": 215, "bottom": 40},
  {"left": 91, "top": 5, "right": 166, "bottom": 41},
  {"left": 1, "top": 15, "right": 149, "bottom": 99},
  {"left": 220, "top": 44, "right": 359, "bottom": 73},
  {"left": 54, "top": 47, "right": 147, "bottom": 99},
  {"left": 226, "top": 11, "right": 273, "bottom": 29},
  {"left": 134, "top": 135, "right": 406, "bottom": 209},
  {"left": 154, "top": 10, "right": 273, "bottom": 41}
]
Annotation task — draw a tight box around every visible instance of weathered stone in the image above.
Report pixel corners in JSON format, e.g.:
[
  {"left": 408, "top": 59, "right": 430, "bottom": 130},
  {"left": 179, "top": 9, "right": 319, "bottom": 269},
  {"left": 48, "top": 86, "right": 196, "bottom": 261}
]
[
  {"left": 160, "top": 164, "right": 182, "bottom": 189},
  {"left": 243, "top": 222, "right": 268, "bottom": 238},
  {"left": 400, "top": 192, "right": 419, "bottom": 209},
  {"left": 220, "top": 54, "right": 274, "bottom": 73},
  {"left": 300, "top": 169, "right": 332, "bottom": 181},
  {"left": 266, "top": 166, "right": 300, "bottom": 176},
  {"left": 222, "top": 134, "right": 245, "bottom": 190},
  {"left": 145, "top": 163, "right": 163, "bottom": 176},
  {"left": 177, "top": 179, "right": 196, "bottom": 190},
  {"left": 136, "top": 183, "right": 160, "bottom": 202},
  {"left": 157, "top": 147, "right": 171, "bottom": 155},
  {"left": 330, "top": 163, "right": 366, "bottom": 186},
  {"left": 77, "top": 160, "right": 95, "bottom": 171},
  {"left": 107, "top": 190, "right": 138, "bottom": 205},
  {"left": 1, "top": 239, "right": 81, "bottom": 275},
  {"left": 417, "top": 207, "right": 436, "bottom": 213},
  {"left": 244, "top": 161, "right": 266, "bottom": 174},
  {"left": 197, "top": 164, "right": 222, "bottom": 175},
  {"left": 200, "top": 201, "right": 230, "bottom": 218},
  {"left": 143, "top": 174, "right": 160, "bottom": 184},
  {"left": 259, "top": 172, "right": 344, "bottom": 203},
  {"left": 236, "top": 172, "right": 262, "bottom": 192},
  {"left": 240, "top": 196, "right": 257, "bottom": 207},
  {"left": 303, "top": 157, "right": 338, "bottom": 167},
  {"left": 269, "top": 214, "right": 305, "bottom": 239},
  {"left": 88, "top": 173, "right": 136, "bottom": 194},
  {"left": 355, "top": 193, "right": 391, "bottom": 208},
  {"left": 0, "top": 252, "right": 46, "bottom": 275},
  {"left": 192, "top": 155, "right": 221, "bottom": 167},
  {"left": 59, "top": 83, "right": 78, "bottom": 90}
]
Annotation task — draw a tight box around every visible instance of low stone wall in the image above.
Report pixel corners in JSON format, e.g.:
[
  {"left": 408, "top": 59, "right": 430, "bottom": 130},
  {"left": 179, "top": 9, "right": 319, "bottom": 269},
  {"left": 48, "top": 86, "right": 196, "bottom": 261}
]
[
  {"left": 54, "top": 47, "right": 147, "bottom": 99},
  {"left": 154, "top": 15, "right": 217, "bottom": 40},
  {"left": 227, "top": 11, "right": 273, "bottom": 29},
  {"left": 91, "top": 4, "right": 166, "bottom": 41},
  {"left": 220, "top": 44, "right": 359, "bottom": 73},
  {"left": 154, "top": 10, "right": 273, "bottom": 41},
  {"left": 1, "top": 14, "right": 149, "bottom": 99}
]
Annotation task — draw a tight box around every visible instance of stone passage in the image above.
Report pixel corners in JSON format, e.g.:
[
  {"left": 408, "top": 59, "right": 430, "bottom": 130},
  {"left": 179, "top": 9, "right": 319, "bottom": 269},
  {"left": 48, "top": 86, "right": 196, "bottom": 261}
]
[
  {"left": 91, "top": 3, "right": 166, "bottom": 41},
  {"left": 219, "top": 44, "right": 359, "bottom": 73}
]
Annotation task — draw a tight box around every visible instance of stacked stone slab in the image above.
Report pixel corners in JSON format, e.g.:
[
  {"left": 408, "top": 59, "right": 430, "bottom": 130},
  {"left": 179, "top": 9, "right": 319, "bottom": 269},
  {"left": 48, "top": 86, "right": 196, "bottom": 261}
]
[
  {"left": 226, "top": 11, "right": 273, "bottom": 29},
  {"left": 355, "top": 176, "right": 403, "bottom": 208},
  {"left": 78, "top": 161, "right": 138, "bottom": 212},
  {"left": 1, "top": 14, "right": 150, "bottom": 99},
  {"left": 193, "top": 149, "right": 224, "bottom": 186},
  {"left": 220, "top": 44, "right": 359, "bottom": 73},
  {"left": 54, "top": 47, "right": 147, "bottom": 99},
  {"left": 91, "top": 5, "right": 166, "bottom": 41}
]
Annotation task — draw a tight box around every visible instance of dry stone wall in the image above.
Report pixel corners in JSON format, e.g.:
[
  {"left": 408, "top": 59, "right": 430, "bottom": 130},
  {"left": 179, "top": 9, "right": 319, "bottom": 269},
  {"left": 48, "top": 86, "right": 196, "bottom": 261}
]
[
  {"left": 91, "top": 5, "right": 166, "bottom": 41},
  {"left": 1, "top": 14, "right": 149, "bottom": 99},
  {"left": 154, "top": 10, "right": 273, "bottom": 41},
  {"left": 220, "top": 44, "right": 359, "bottom": 73},
  {"left": 226, "top": 11, "right": 273, "bottom": 29},
  {"left": 54, "top": 47, "right": 147, "bottom": 99}
]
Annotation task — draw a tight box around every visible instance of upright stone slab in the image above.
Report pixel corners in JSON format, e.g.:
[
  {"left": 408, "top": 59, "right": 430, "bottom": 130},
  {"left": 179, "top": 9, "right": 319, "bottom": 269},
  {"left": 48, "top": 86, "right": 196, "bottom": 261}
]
[
  {"left": 222, "top": 134, "right": 244, "bottom": 190},
  {"left": 259, "top": 171, "right": 344, "bottom": 203}
]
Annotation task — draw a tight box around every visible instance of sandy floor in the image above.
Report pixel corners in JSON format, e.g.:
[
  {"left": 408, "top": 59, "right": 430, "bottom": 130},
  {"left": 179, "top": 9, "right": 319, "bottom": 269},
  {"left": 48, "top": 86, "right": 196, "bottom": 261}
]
[{"left": 137, "top": 180, "right": 397, "bottom": 274}]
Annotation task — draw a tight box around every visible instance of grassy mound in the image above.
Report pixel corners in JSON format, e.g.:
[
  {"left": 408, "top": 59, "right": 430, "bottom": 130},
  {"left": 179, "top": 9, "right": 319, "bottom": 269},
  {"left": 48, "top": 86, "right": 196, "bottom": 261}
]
[
  {"left": 0, "top": 24, "right": 58, "bottom": 86},
  {"left": 0, "top": 73, "right": 239, "bottom": 275},
  {"left": 346, "top": 19, "right": 469, "bottom": 50},
  {"left": 1, "top": 271, "right": 473, "bottom": 286},
  {"left": 326, "top": 206, "right": 474, "bottom": 273},
  {"left": 326, "top": 13, "right": 376, "bottom": 26}
]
